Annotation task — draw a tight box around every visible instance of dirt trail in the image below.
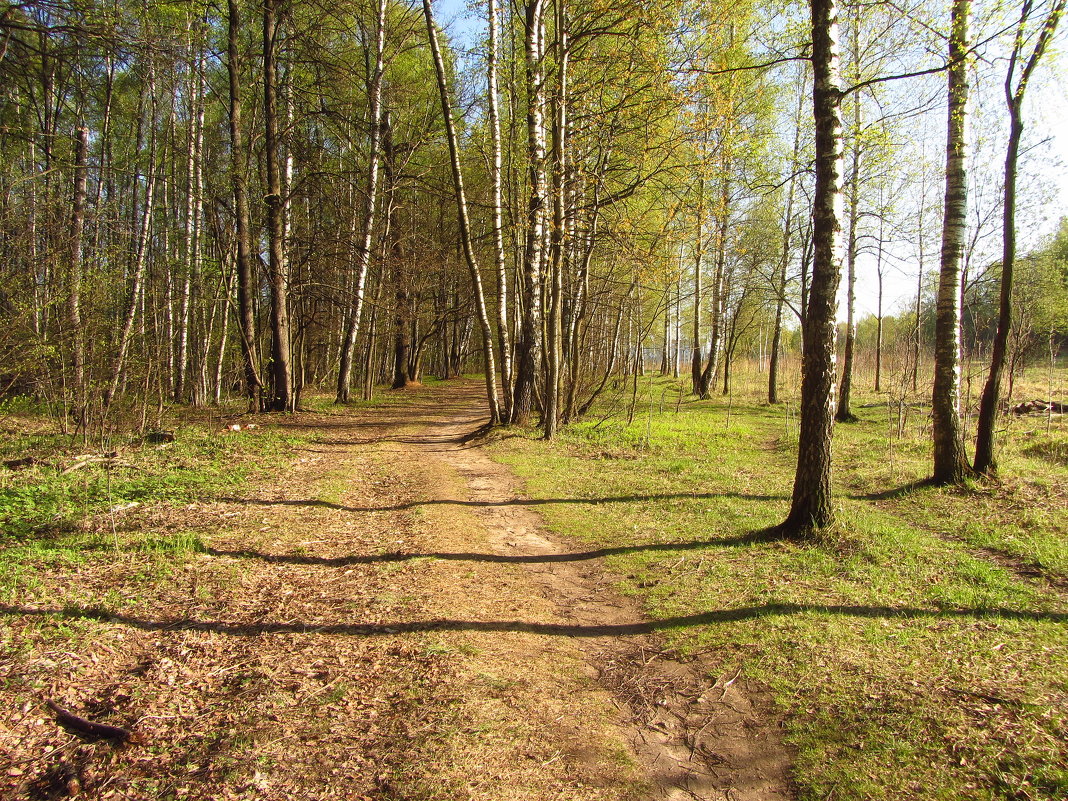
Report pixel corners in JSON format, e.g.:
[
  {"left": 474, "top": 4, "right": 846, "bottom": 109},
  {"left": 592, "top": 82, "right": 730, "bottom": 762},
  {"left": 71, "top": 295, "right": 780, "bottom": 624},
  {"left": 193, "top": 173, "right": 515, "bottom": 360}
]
[
  {"left": 1, "top": 380, "right": 791, "bottom": 801},
  {"left": 383, "top": 381, "right": 793, "bottom": 801}
]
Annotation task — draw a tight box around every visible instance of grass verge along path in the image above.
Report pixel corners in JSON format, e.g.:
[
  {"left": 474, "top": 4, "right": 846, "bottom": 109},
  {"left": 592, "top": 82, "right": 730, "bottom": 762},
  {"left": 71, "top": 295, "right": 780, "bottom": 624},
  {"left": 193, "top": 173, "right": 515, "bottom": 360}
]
[{"left": 485, "top": 375, "right": 1068, "bottom": 801}]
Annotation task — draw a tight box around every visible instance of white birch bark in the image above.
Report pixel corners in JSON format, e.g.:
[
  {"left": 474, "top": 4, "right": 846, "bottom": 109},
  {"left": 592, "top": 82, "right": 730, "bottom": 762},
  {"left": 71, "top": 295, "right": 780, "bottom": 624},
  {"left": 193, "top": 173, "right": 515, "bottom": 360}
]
[
  {"left": 931, "top": 0, "right": 972, "bottom": 483},
  {"left": 337, "top": 0, "right": 387, "bottom": 403},
  {"left": 422, "top": 0, "right": 502, "bottom": 424},
  {"left": 488, "top": 0, "right": 513, "bottom": 418}
]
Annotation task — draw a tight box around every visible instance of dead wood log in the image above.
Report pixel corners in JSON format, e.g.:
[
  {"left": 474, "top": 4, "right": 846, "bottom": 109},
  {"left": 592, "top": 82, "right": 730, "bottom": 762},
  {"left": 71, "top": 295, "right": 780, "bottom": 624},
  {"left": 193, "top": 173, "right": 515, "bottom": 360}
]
[{"left": 46, "top": 700, "right": 133, "bottom": 743}]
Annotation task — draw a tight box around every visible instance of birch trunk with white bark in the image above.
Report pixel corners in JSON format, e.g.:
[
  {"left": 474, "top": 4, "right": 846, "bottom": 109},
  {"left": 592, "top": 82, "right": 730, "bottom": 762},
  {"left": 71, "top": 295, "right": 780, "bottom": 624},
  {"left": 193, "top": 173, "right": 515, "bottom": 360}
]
[
  {"left": 422, "top": 0, "right": 501, "bottom": 423},
  {"left": 337, "top": 0, "right": 387, "bottom": 403},
  {"left": 931, "top": 0, "right": 972, "bottom": 483}
]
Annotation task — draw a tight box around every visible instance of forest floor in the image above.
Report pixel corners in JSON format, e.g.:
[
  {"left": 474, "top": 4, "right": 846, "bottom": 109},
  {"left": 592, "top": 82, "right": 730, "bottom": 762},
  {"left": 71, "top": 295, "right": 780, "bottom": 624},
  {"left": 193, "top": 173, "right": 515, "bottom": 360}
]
[{"left": 1, "top": 380, "right": 791, "bottom": 801}]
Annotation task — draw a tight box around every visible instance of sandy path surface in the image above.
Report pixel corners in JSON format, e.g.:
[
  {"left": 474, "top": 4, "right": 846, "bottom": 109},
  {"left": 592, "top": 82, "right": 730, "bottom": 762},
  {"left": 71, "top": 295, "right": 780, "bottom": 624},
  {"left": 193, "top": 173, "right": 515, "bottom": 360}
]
[
  {"left": 385, "top": 381, "right": 793, "bottom": 801},
  {"left": 1, "top": 380, "right": 791, "bottom": 801}
]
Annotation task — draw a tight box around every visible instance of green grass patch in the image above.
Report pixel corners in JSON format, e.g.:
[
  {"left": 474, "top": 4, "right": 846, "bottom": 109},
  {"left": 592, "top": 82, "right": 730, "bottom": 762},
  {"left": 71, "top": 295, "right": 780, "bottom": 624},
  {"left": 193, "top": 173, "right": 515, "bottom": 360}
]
[
  {"left": 486, "top": 372, "right": 1068, "bottom": 800},
  {"left": 0, "top": 422, "right": 301, "bottom": 541},
  {"left": 0, "top": 406, "right": 305, "bottom": 608}
]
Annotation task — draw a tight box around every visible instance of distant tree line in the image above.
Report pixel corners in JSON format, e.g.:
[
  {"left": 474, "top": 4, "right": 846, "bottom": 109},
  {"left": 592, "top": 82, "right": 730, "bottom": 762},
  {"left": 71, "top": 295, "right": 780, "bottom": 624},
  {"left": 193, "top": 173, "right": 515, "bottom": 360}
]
[{"left": 1, "top": 0, "right": 1064, "bottom": 533}]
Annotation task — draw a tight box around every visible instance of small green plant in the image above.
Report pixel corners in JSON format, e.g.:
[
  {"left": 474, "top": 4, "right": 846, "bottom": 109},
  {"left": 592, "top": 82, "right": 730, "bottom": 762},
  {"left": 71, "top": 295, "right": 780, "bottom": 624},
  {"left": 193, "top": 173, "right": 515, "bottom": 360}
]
[
  {"left": 136, "top": 531, "right": 205, "bottom": 554},
  {"left": 319, "top": 682, "right": 349, "bottom": 706}
]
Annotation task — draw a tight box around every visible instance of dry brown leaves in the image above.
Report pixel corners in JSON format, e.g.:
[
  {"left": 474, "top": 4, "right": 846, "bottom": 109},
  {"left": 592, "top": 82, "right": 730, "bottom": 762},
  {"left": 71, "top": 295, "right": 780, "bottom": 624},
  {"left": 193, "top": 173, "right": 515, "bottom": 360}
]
[{"left": 1, "top": 407, "right": 461, "bottom": 800}]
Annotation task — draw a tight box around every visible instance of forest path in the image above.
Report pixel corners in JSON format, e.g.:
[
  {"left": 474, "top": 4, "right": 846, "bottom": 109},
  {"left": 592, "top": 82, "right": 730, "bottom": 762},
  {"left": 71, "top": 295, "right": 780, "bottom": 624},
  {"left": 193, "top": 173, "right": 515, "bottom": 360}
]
[
  {"left": 379, "top": 379, "right": 794, "bottom": 801},
  {"left": 2, "top": 379, "right": 791, "bottom": 801}
]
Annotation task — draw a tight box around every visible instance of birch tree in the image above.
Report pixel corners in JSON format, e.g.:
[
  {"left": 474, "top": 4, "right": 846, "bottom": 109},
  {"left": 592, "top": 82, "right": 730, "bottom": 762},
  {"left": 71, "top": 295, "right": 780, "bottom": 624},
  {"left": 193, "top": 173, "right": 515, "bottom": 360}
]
[
  {"left": 931, "top": 0, "right": 972, "bottom": 484},
  {"left": 336, "top": 0, "right": 387, "bottom": 404},
  {"left": 511, "top": 0, "right": 548, "bottom": 425},
  {"left": 487, "top": 0, "right": 513, "bottom": 420},
  {"left": 422, "top": 0, "right": 502, "bottom": 424},
  {"left": 780, "top": 0, "right": 844, "bottom": 534}
]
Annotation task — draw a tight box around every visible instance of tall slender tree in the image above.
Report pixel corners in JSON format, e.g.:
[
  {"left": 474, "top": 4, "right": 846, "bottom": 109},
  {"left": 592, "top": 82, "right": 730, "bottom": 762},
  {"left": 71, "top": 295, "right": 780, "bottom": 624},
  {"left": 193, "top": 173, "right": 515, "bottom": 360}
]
[
  {"left": 422, "top": 0, "right": 501, "bottom": 424},
  {"left": 769, "top": 67, "right": 806, "bottom": 405},
  {"left": 512, "top": 0, "right": 548, "bottom": 425},
  {"left": 780, "top": 0, "right": 844, "bottom": 534},
  {"left": 227, "top": 0, "right": 263, "bottom": 412},
  {"left": 105, "top": 70, "right": 158, "bottom": 410},
  {"left": 67, "top": 126, "right": 89, "bottom": 426},
  {"left": 835, "top": 13, "right": 862, "bottom": 423},
  {"left": 337, "top": 0, "right": 387, "bottom": 404},
  {"left": 264, "top": 0, "right": 294, "bottom": 411},
  {"left": 973, "top": 0, "right": 1065, "bottom": 475},
  {"left": 487, "top": 0, "right": 513, "bottom": 420},
  {"left": 931, "top": 0, "right": 972, "bottom": 484},
  {"left": 544, "top": 0, "right": 569, "bottom": 439}
]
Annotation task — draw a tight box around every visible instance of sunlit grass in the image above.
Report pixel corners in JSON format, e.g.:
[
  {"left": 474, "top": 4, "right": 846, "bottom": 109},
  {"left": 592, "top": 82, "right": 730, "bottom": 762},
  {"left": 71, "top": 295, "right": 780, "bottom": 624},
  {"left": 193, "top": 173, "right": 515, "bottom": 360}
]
[
  {"left": 0, "top": 401, "right": 305, "bottom": 606},
  {"left": 487, "top": 362, "right": 1068, "bottom": 800}
]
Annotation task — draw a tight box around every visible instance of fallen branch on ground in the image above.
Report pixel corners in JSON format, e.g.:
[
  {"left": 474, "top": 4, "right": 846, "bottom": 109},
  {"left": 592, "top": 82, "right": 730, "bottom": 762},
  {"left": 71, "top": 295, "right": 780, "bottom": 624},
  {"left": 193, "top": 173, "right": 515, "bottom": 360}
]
[{"left": 46, "top": 700, "right": 133, "bottom": 743}]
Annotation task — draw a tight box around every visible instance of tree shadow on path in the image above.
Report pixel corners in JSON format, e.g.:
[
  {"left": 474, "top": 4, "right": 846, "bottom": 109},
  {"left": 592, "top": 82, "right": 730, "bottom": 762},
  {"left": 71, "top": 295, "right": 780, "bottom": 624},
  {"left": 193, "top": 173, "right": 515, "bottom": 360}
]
[
  {"left": 3, "top": 603, "right": 1063, "bottom": 639},
  {"left": 201, "top": 530, "right": 778, "bottom": 567},
  {"left": 215, "top": 490, "right": 787, "bottom": 514}
]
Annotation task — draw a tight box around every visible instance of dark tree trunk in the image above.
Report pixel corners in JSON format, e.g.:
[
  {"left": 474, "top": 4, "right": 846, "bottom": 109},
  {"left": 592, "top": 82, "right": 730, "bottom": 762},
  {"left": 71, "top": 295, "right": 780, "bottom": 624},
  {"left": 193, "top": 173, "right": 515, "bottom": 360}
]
[
  {"left": 974, "top": 0, "right": 1064, "bottom": 474},
  {"left": 392, "top": 277, "right": 412, "bottom": 389},
  {"left": 563, "top": 207, "right": 596, "bottom": 422},
  {"left": 543, "top": 0, "right": 568, "bottom": 438},
  {"left": 68, "top": 126, "right": 89, "bottom": 424},
  {"left": 660, "top": 283, "right": 671, "bottom": 376},
  {"left": 691, "top": 180, "right": 706, "bottom": 397},
  {"left": 836, "top": 94, "right": 861, "bottom": 423},
  {"left": 700, "top": 172, "right": 729, "bottom": 396},
  {"left": 770, "top": 76, "right": 803, "bottom": 405},
  {"left": 263, "top": 0, "right": 293, "bottom": 411},
  {"left": 874, "top": 212, "right": 885, "bottom": 392},
  {"left": 380, "top": 114, "right": 411, "bottom": 391},
  {"left": 913, "top": 249, "right": 922, "bottom": 394},
  {"left": 781, "top": 0, "right": 844, "bottom": 535},
  {"left": 227, "top": 0, "right": 263, "bottom": 412}
]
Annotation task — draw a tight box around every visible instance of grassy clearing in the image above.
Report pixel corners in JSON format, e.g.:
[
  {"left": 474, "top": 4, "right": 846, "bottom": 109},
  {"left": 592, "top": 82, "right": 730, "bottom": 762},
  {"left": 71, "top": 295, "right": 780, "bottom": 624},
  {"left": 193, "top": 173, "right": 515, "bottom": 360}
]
[
  {"left": 0, "top": 399, "right": 305, "bottom": 607},
  {"left": 486, "top": 366, "right": 1068, "bottom": 800}
]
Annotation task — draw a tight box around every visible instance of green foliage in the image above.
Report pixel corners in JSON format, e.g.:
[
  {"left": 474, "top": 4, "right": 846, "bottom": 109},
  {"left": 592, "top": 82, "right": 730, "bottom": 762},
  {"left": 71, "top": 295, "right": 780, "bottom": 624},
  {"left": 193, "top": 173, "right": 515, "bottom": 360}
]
[
  {"left": 1032, "top": 218, "right": 1068, "bottom": 332},
  {"left": 964, "top": 219, "right": 1068, "bottom": 359}
]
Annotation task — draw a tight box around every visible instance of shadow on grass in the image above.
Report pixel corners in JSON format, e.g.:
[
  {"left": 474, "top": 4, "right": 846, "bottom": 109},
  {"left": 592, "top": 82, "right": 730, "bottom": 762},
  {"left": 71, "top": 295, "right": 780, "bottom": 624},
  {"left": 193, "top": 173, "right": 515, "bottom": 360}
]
[
  {"left": 313, "top": 435, "right": 485, "bottom": 452},
  {"left": 851, "top": 478, "right": 935, "bottom": 501},
  {"left": 202, "top": 531, "right": 779, "bottom": 567},
  {"left": 4, "top": 602, "right": 1063, "bottom": 638},
  {"left": 216, "top": 490, "right": 787, "bottom": 514}
]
